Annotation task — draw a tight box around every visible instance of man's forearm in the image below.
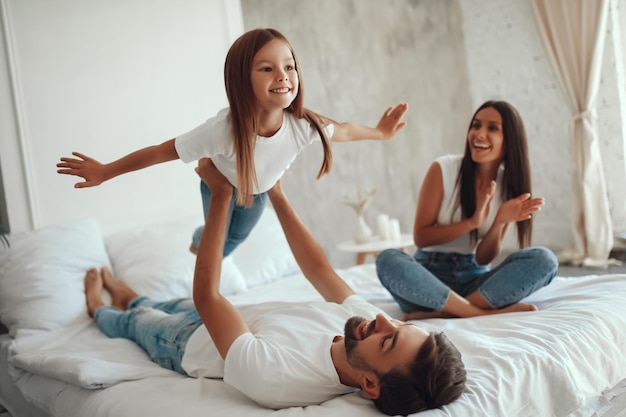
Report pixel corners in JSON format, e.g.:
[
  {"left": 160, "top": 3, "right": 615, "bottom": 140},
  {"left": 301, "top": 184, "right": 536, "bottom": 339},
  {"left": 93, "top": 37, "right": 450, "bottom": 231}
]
[
  {"left": 192, "top": 158, "right": 250, "bottom": 359},
  {"left": 193, "top": 188, "right": 231, "bottom": 296},
  {"left": 268, "top": 184, "right": 354, "bottom": 303}
]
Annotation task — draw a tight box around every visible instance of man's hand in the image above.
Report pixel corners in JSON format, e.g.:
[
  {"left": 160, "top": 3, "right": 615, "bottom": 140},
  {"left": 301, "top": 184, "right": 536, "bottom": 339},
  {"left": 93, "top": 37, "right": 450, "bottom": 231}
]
[{"left": 195, "top": 158, "right": 232, "bottom": 196}]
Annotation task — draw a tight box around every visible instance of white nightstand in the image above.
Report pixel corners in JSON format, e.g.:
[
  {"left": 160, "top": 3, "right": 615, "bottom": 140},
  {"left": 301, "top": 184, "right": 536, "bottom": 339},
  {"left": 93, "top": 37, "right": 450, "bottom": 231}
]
[{"left": 337, "top": 234, "right": 415, "bottom": 265}]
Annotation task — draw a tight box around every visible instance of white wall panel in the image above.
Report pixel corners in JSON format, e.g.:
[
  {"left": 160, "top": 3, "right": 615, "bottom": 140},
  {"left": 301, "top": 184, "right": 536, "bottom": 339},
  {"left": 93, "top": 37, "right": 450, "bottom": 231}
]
[{"left": 0, "top": 0, "right": 243, "bottom": 234}]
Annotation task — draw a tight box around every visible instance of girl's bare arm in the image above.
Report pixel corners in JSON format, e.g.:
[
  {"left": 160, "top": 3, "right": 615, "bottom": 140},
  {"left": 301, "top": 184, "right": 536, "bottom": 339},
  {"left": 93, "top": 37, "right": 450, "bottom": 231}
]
[
  {"left": 57, "top": 138, "right": 179, "bottom": 188},
  {"left": 330, "top": 103, "right": 408, "bottom": 142}
]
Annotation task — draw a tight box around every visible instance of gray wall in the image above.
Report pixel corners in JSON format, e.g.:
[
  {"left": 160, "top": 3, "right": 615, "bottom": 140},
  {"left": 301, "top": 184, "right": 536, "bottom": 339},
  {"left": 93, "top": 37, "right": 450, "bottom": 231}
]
[
  {"left": 242, "top": 0, "right": 473, "bottom": 267},
  {"left": 2, "top": 1, "right": 623, "bottom": 269},
  {"left": 0, "top": 0, "right": 243, "bottom": 235},
  {"left": 242, "top": 0, "right": 626, "bottom": 267},
  {"left": 460, "top": 0, "right": 626, "bottom": 247}
]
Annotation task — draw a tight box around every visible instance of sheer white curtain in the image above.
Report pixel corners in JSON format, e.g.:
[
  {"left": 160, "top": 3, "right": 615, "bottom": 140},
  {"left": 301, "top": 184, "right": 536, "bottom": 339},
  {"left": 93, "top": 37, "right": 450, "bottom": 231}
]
[{"left": 530, "top": 0, "right": 614, "bottom": 267}]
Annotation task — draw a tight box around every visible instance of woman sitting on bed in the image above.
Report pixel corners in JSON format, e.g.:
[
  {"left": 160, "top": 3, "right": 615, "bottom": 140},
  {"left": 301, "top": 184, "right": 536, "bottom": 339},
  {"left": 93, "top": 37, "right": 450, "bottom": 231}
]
[
  {"left": 376, "top": 100, "right": 558, "bottom": 320},
  {"left": 82, "top": 158, "right": 467, "bottom": 416}
]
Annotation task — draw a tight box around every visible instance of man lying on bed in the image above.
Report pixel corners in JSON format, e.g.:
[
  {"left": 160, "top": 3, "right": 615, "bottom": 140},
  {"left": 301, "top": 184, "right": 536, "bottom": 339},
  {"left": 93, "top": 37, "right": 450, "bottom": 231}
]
[{"left": 83, "top": 158, "right": 467, "bottom": 416}]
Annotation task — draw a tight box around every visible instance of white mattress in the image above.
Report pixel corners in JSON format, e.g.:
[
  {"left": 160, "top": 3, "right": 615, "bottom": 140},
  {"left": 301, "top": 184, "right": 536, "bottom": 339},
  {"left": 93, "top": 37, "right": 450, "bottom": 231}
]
[
  {"left": 2, "top": 265, "right": 626, "bottom": 417},
  {"left": 0, "top": 335, "right": 48, "bottom": 417}
]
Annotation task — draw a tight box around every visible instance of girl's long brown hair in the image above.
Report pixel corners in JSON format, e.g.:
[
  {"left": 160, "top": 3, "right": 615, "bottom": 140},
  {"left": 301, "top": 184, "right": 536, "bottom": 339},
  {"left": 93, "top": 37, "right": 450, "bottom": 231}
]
[
  {"left": 224, "top": 28, "right": 333, "bottom": 207},
  {"left": 455, "top": 101, "right": 532, "bottom": 248}
]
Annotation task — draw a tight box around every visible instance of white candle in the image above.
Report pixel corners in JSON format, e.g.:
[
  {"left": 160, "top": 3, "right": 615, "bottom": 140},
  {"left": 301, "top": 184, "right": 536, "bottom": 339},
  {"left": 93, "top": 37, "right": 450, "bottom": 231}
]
[
  {"left": 376, "top": 214, "right": 389, "bottom": 241},
  {"left": 389, "top": 218, "right": 401, "bottom": 241}
]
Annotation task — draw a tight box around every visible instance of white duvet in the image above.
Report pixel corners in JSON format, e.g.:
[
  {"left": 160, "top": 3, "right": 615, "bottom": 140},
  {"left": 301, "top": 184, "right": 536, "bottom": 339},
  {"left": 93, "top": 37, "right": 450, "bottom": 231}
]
[{"left": 8, "top": 265, "right": 626, "bottom": 417}]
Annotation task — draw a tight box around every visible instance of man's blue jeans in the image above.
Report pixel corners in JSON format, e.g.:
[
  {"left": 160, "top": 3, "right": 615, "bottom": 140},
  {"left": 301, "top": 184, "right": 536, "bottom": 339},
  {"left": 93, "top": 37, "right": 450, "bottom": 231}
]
[{"left": 94, "top": 297, "right": 200, "bottom": 375}]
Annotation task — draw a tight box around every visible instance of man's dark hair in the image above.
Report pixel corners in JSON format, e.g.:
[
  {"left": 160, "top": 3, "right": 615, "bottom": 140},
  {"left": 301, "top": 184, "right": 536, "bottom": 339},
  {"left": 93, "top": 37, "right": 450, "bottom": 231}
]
[{"left": 373, "top": 332, "right": 466, "bottom": 416}]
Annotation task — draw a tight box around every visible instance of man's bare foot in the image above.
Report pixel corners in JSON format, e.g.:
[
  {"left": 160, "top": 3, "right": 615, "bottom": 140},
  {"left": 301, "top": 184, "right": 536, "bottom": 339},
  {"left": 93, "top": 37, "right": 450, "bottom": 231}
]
[
  {"left": 84, "top": 268, "right": 104, "bottom": 317},
  {"left": 189, "top": 243, "right": 198, "bottom": 255},
  {"left": 101, "top": 266, "right": 138, "bottom": 311}
]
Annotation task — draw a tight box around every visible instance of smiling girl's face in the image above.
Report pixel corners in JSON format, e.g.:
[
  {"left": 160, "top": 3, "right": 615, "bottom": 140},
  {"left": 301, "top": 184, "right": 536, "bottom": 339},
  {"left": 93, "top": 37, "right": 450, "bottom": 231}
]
[{"left": 250, "top": 39, "right": 299, "bottom": 114}]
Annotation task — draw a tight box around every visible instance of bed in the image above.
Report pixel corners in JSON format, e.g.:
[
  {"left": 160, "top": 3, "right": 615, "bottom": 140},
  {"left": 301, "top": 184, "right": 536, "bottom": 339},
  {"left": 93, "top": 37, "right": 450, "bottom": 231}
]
[{"left": 1, "top": 207, "right": 625, "bottom": 417}]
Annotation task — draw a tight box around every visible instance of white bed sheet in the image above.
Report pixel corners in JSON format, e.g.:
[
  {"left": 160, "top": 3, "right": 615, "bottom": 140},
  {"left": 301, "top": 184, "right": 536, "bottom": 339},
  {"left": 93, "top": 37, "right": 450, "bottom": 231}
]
[{"left": 5, "top": 265, "right": 626, "bottom": 417}]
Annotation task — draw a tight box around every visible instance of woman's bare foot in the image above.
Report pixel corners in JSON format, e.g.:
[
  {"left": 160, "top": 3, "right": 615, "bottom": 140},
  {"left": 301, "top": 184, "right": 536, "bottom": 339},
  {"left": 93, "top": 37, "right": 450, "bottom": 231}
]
[
  {"left": 401, "top": 310, "right": 456, "bottom": 321},
  {"left": 84, "top": 268, "right": 104, "bottom": 317},
  {"left": 101, "top": 266, "right": 138, "bottom": 311},
  {"left": 404, "top": 302, "right": 538, "bottom": 320},
  {"left": 439, "top": 290, "right": 539, "bottom": 318},
  {"left": 492, "top": 302, "right": 538, "bottom": 314}
]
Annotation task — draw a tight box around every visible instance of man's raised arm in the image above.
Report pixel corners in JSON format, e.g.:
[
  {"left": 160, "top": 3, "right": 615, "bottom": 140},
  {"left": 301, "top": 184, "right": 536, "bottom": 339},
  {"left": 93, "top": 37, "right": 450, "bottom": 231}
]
[
  {"left": 193, "top": 158, "right": 249, "bottom": 359},
  {"left": 267, "top": 181, "right": 355, "bottom": 304}
]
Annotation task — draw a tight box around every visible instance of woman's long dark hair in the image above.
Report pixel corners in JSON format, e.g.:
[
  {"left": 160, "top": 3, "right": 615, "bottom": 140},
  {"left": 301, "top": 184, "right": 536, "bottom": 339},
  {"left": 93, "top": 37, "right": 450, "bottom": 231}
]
[{"left": 456, "top": 101, "right": 532, "bottom": 248}]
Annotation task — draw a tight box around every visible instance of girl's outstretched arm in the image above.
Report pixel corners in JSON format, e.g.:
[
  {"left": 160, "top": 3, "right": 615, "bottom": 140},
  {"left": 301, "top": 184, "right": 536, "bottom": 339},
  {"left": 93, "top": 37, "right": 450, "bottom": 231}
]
[
  {"left": 331, "top": 103, "right": 408, "bottom": 142},
  {"left": 56, "top": 138, "right": 179, "bottom": 188}
]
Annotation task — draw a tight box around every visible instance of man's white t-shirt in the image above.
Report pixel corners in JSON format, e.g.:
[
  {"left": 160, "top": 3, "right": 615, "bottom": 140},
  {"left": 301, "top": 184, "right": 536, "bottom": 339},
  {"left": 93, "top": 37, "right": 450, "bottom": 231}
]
[
  {"left": 175, "top": 108, "right": 334, "bottom": 194},
  {"left": 181, "top": 295, "right": 383, "bottom": 409}
]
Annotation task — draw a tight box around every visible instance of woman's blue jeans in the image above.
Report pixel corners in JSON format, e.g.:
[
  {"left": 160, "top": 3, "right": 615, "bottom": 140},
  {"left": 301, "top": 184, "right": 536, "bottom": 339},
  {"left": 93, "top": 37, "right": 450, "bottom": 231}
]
[
  {"left": 94, "top": 297, "right": 201, "bottom": 375},
  {"left": 192, "top": 180, "right": 268, "bottom": 256},
  {"left": 375, "top": 247, "right": 558, "bottom": 312}
]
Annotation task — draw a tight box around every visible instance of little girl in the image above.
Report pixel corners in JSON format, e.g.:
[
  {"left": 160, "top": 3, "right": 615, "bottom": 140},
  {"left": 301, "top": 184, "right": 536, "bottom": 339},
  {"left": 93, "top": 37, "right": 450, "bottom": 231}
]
[{"left": 57, "top": 28, "right": 408, "bottom": 256}]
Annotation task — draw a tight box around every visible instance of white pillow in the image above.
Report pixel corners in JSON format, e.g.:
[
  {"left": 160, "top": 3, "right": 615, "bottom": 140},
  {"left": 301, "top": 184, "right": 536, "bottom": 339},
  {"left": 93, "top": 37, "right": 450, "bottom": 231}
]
[
  {"left": 105, "top": 215, "right": 247, "bottom": 300},
  {"left": 0, "top": 218, "right": 110, "bottom": 336},
  {"left": 230, "top": 205, "right": 300, "bottom": 288}
]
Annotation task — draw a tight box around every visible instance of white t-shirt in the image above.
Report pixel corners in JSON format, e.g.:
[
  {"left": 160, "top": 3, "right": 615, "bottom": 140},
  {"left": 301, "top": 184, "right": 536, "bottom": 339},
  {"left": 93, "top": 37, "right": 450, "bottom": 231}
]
[
  {"left": 175, "top": 108, "right": 334, "bottom": 193},
  {"left": 421, "top": 154, "right": 504, "bottom": 254},
  {"left": 181, "top": 295, "right": 383, "bottom": 409}
]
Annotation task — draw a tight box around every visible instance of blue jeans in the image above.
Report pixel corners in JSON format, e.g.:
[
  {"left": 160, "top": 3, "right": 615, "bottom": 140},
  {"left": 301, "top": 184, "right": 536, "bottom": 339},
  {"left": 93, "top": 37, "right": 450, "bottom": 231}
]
[
  {"left": 375, "top": 247, "right": 558, "bottom": 312},
  {"left": 94, "top": 297, "right": 201, "bottom": 375},
  {"left": 192, "top": 180, "right": 268, "bottom": 256}
]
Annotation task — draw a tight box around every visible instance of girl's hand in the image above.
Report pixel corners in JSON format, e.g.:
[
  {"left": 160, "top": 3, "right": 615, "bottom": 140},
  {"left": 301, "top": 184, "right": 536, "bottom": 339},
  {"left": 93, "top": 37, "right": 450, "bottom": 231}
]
[
  {"left": 495, "top": 193, "right": 544, "bottom": 224},
  {"left": 375, "top": 103, "right": 409, "bottom": 139},
  {"left": 470, "top": 180, "right": 496, "bottom": 229},
  {"left": 331, "top": 103, "right": 408, "bottom": 142},
  {"left": 57, "top": 152, "right": 105, "bottom": 188}
]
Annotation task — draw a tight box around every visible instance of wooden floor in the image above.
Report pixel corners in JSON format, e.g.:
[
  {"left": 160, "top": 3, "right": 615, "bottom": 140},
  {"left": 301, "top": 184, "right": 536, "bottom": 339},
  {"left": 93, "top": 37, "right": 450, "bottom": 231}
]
[
  {"left": 492, "top": 245, "right": 626, "bottom": 278},
  {"left": 558, "top": 245, "right": 626, "bottom": 277},
  {"left": 558, "top": 263, "right": 626, "bottom": 277}
]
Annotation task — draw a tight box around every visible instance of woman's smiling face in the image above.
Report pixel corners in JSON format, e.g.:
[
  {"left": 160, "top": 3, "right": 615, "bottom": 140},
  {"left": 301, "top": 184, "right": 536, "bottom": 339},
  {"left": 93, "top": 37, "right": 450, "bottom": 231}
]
[{"left": 467, "top": 106, "right": 505, "bottom": 164}]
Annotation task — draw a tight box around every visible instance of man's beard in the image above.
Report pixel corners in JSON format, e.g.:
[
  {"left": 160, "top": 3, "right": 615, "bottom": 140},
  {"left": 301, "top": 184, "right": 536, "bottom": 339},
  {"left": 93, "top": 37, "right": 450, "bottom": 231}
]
[{"left": 343, "top": 316, "right": 376, "bottom": 370}]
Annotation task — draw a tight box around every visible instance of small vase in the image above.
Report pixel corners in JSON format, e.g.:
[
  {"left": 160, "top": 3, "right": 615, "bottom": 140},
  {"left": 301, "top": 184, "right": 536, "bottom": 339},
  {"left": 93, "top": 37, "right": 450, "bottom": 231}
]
[{"left": 354, "top": 215, "right": 373, "bottom": 243}]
